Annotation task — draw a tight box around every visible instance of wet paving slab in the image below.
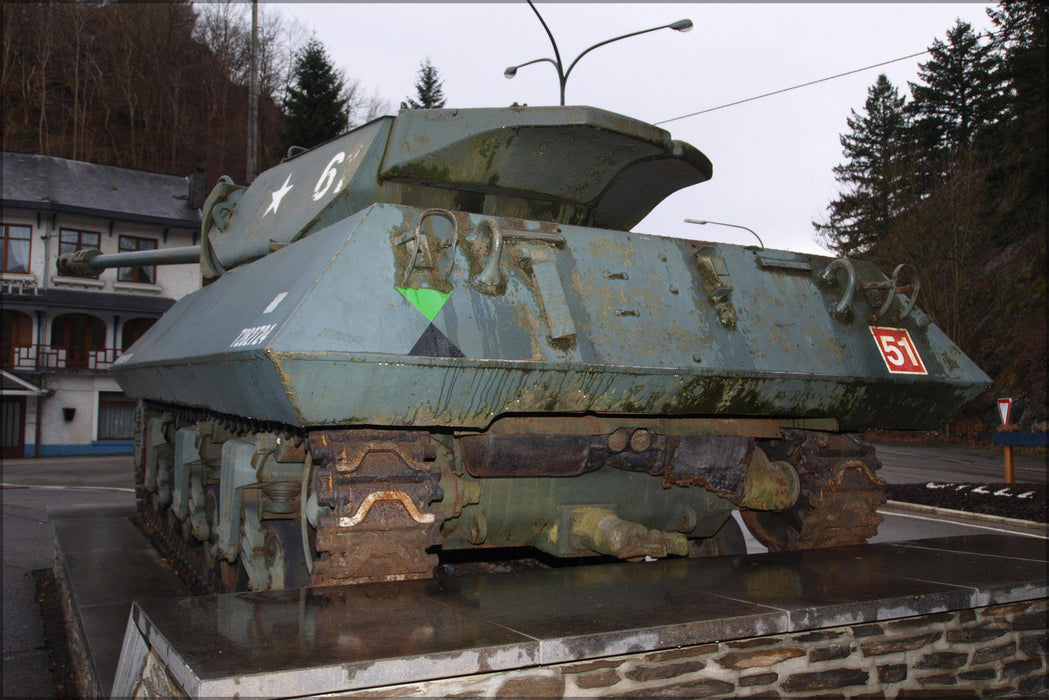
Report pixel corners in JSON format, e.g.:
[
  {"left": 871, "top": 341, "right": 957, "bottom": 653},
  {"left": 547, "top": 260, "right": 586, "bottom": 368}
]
[
  {"left": 50, "top": 506, "right": 191, "bottom": 696},
  {"left": 893, "top": 533, "right": 1049, "bottom": 562},
  {"left": 52, "top": 509, "right": 1047, "bottom": 698},
  {"left": 131, "top": 583, "right": 541, "bottom": 698},
  {"left": 425, "top": 562, "right": 791, "bottom": 664}
]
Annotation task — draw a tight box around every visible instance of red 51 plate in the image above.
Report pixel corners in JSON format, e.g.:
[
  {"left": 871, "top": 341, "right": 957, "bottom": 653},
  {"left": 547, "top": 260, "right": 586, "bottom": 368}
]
[{"left": 869, "top": 326, "right": 928, "bottom": 375}]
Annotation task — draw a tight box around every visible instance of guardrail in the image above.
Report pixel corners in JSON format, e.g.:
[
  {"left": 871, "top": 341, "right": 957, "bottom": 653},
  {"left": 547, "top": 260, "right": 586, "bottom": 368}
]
[{"left": 994, "top": 431, "right": 1048, "bottom": 483}]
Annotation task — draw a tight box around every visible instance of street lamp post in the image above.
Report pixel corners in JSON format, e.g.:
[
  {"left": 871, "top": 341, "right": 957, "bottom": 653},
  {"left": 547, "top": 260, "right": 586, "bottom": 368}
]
[
  {"left": 684, "top": 219, "right": 766, "bottom": 249},
  {"left": 505, "top": 0, "right": 691, "bottom": 106}
]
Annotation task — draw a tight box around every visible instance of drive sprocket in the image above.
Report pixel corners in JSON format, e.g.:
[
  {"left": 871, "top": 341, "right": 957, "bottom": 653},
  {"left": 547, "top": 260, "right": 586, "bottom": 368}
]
[{"left": 741, "top": 430, "right": 885, "bottom": 551}]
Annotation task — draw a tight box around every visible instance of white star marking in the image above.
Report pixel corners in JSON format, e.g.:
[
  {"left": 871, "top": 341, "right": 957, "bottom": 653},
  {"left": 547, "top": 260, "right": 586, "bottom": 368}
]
[{"left": 265, "top": 174, "right": 294, "bottom": 216}]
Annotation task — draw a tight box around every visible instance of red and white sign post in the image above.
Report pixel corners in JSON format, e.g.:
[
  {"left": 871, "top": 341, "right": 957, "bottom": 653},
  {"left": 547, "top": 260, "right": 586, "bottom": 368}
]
[
  {"left": 997, "top": 398, "right": 1012, "bottom": 427},
  {"left": 998, "top": 398, "right": 1014, "bottom": 484}
]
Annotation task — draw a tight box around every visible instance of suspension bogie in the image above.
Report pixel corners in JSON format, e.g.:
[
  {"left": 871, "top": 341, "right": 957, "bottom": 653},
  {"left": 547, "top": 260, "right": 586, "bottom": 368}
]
[{"left": 134, "top": 402, "right": 885, "bottom": 593}]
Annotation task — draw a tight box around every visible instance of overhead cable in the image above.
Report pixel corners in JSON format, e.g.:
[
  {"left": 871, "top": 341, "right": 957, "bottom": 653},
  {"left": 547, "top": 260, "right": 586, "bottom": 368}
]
[
  {"left": 656, "top": 24, "right": 1006, "bottom": 126},
  {"left": 654, "top": 49, "right": 932, "bottom": 125}
]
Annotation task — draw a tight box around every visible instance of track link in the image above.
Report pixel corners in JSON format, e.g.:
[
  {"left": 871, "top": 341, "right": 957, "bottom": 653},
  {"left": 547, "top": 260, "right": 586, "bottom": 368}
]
[{"left": 309, "top": 430, "right": 444, "bottom": 585}]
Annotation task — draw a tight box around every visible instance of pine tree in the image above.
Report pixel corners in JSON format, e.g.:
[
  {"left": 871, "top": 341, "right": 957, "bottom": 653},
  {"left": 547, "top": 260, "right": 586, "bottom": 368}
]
[
  {"left": 280, "top": 39, "right": 348, "bottom": 152},
  {"left": 406, "top": 58, "right": 446, "bottom": 109},
  {"left": 814, "top": 75, "right": 912, "bottom": 256},
  {"left": 985, "top": 1, "right": 1047, "bottom": 231},
  {"left": 907, "top": 21, "right": 1004, "bottom": 158}
]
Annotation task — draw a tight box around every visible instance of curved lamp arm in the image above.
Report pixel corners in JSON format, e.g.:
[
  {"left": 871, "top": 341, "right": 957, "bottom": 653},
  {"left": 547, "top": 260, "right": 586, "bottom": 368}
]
[
  {"left": 508, "top": 2, "right": 692, "bottom": 105},
  {"left": 565, "top": 20, "right": 693, "bottom": 83},
  {"left": 505, "top": 57, "right": 559, "bottom": 79}
]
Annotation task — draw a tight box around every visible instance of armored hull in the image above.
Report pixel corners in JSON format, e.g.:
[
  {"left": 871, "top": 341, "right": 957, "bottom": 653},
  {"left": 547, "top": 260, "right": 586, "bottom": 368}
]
[
  {"left": 66, "top": 106, "right": 989, "bottom": 591},
  {"left": 116, "top": 204, "right": 983, "bottom": 431}
]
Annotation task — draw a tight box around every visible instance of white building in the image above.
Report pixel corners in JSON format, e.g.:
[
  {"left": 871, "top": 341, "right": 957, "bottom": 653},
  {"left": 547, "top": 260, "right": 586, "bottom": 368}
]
[{"left": 1, "top": 152, "right": 202, "bottom": 457}]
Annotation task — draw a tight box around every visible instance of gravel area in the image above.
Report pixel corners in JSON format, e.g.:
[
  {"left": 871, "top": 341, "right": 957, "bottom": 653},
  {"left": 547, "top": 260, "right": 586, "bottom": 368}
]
[
  {"left": 886, "top": 482, "right": 1047, "bottom": 523},
  {"left": 32, "top": 569, "right": 75, "bottom": 698}
]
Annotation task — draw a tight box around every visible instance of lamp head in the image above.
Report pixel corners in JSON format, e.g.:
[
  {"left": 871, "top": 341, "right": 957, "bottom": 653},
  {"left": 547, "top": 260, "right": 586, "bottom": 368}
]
[
  {"left": 504, "top": 66, "right": 518, "bottom": 79},
  {"left": 670, "top": 19, "right": 693, "bottom": 32}
]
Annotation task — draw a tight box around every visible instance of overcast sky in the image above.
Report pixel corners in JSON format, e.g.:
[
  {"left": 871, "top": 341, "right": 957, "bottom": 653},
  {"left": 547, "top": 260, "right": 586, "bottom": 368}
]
[{"left": 278, "top": 3, "right": 997, "bottom": 254}]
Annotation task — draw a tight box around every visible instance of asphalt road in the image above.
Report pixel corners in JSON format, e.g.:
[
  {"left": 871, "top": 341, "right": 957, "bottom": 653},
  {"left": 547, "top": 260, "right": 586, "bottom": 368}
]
[
  {"left": 872, "top": 440, "right": 1047, "bottom": 485},
  {"left": 2, "top": 442, "right": 1046, "bottom": 697},
  {"left": 2, "top": 458, "right": 133, "bottom": 699}
]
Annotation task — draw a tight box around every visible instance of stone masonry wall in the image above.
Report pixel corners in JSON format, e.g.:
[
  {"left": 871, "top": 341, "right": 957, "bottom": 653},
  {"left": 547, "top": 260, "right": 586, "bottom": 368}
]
[{"left": 340, "top": 599, "right": 1047, "bottom": 698}]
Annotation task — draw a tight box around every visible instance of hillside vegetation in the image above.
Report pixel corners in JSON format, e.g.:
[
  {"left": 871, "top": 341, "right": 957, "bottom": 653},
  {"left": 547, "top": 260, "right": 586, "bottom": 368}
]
[
  {"left": 815, "top": 2, "right": 1046, "bottom": 435},
  {"left": 1, "top": 1, "right": 385, "bottom": 184}
]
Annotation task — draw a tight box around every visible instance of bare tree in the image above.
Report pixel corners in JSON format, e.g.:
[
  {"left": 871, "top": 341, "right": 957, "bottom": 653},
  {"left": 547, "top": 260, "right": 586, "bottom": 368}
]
[{"left": 342, "top": 79, "right": 392, "bottom": 127}]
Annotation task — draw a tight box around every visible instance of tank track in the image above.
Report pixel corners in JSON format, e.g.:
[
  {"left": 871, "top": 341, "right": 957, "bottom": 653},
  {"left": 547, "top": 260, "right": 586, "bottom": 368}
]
[
  {"left": 742, "top": 430, "right": 885, "bottom": 551},
  {"left": 134, "top": 417, "right": 220, "bottom": 595},
  {"left": 133, "top": 402, "right": 444, "bottom": 591},
  {"left": 309, "top": 430, "right": 444, "bottom": 586}
]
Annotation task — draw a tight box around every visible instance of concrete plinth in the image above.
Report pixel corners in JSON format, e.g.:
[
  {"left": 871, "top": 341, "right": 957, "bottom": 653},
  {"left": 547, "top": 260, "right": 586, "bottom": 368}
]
[{"left": 51, "top": 508, "right": 1047, "bottom": 698}]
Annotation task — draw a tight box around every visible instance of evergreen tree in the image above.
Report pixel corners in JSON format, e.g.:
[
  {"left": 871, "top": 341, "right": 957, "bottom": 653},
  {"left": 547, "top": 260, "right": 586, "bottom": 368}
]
[
  {"left": 985, "top": 1, "right": 1047, "bottom": 230},
  {"left": 907, "top": 21, "right": 1004, "bottom": 159},
  {"left": 280, "top": 39, "right": 348, "bottom": 151},
  {"left": 406, "top": 58, "right": 446, "bottom": 109},
  {"left": 814, "top": 75, "right": 912, "bottom": 256}
]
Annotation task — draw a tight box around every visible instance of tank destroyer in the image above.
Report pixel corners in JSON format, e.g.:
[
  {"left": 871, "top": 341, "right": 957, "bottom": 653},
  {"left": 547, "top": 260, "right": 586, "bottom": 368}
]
[{"left": 59, "top": 106, "right": 991, "bottom": 592}]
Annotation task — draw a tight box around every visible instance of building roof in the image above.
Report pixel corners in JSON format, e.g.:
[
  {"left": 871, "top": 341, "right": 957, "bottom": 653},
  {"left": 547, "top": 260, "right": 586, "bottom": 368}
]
[
  {"left": 1, "top": 152, "right": 201, "bottom": 229},
  {"left": 1, "top": 288, "right": 176, "bottom": 316}
]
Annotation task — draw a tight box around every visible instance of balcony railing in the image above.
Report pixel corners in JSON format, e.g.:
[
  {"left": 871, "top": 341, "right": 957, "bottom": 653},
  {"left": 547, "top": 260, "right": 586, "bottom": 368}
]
[{"left": 1, "top": 343, "right": 122, "bottom": 372}]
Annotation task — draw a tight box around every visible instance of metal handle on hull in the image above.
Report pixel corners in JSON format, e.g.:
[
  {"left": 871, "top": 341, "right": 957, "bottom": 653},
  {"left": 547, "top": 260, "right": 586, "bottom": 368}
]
[
  {"left": 881, "top": 263, "right": 920, "bottom": 322},
  {"left": 400, "top": 208, "right": 459, "bottom": 285},
  {"left": 821, "top": 258, "right": 856, "bottom": 322},
  {"left": 859, "top": 263, "right": 921, "bottom": 323},
  {"left": 472, "top": 218, "right": 505, "bottom": 295}
]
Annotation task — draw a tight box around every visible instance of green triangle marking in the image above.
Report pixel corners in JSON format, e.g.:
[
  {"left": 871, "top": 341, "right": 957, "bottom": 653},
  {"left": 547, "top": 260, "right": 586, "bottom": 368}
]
[{"left": 396, "top": 287, "right": 452, "bottom": 322}]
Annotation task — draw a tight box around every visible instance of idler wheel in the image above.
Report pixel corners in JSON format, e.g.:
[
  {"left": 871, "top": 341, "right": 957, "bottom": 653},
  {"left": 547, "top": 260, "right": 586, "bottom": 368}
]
[{"left": 741, "top": 430, "right": 885, "bottom": 551}]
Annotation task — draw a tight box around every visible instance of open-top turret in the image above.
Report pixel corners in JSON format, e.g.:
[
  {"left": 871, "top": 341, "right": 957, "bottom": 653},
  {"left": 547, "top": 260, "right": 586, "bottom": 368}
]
[{"left": 60, "top": 106, "right": 989, "bottom": 592}]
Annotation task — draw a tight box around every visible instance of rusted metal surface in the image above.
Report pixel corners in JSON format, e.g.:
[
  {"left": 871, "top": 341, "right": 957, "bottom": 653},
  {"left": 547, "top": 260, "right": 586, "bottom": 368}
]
[
  {"left": 459, "top": 429, "right": 673, "bottom": 478},
  {"left": 664, "top": 436, "right": 754, "bottom": 493},
  {"left": 742, "top": 430, "right": 885, "bottom": 551},
  {"left": 663, "top": 437, "right": 800, "bottom": 511},
  {"left": 309, "top": 430, "right": 443, "bottom": 585},
  {"left": 460, "top": 434, "right": 595, "bottom": 477}
]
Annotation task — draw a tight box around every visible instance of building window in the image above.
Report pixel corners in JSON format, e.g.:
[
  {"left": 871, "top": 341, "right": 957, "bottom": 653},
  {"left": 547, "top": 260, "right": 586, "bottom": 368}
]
[
  {"left": 51, "top": 313, "right": 106, "bottom": 369},
  {"left": 117, "top": 236, "right": 157, "bottom": 284},
  {"left": 1, "top": 223, "right": 31, "bottom": 273},
  {"left": 1, "top": 310, "right": 33, "bottom": 369},
  {"left": 59, "top": 229, "right": 102, "bottom": 278},
  {"left": 98, "top": 392, "right": 136, "bottom": 440},
  {"left": 121, "top": 317, "right": 156, "bottom": 351}
]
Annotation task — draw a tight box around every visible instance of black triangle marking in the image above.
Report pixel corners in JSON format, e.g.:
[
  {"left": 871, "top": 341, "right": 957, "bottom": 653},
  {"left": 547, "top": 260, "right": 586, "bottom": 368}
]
[{"left": 409, "top": 324, "right": 465, "bottom": 358}]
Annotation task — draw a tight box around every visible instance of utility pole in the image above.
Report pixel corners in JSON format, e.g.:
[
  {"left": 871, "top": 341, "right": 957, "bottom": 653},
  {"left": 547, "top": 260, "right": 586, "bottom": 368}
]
[{"left": 247, "top": 0, "right": 259, "bottom": 182}]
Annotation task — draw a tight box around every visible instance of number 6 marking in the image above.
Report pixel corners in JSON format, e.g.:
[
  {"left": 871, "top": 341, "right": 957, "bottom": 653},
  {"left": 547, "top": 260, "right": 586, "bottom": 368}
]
[{"left": 314, "top": 151, "right": 346, "bottom": 201}]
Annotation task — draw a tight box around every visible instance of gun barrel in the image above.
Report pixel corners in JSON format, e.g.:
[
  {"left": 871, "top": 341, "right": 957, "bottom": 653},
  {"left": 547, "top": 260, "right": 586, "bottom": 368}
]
[{"left": 58, "top": 246, "right": 201, "bottom": 276}]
